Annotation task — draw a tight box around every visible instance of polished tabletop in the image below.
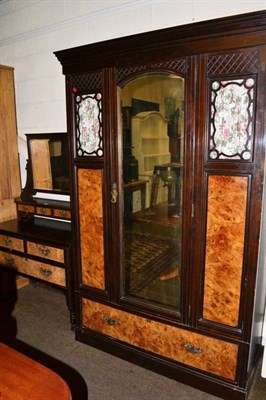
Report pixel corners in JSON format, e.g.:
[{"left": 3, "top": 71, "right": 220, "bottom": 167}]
[{"left": 0, "top": 343, "right": 71, "bottom": 400}]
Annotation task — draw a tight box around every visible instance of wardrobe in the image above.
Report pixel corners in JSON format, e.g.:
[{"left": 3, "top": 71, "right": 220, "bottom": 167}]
[{"left": 55, "top": 10, "right": 266, "bottom": 400}]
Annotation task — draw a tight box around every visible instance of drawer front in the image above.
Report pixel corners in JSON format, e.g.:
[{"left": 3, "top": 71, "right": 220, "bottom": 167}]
[
  {"left": 36, "top": 207, "right": 52, "bottom": 216},
  {"left": 27, "top": 241, "right": 64, "bottom": 263},
  {"left": 82, "top": 299, "right": 239, "bottom": 381},
  {"left": 0, "top": 251, "right": 65, "bottom": 287},
  {"left": 17, "top": 204, "right": 35, "bottom": 213},
  {"left": 0, "top": 234, "right": 24, "bottom": 252},
  {"left": 54, "top": 209, "right": 71, "bottom": 220}
]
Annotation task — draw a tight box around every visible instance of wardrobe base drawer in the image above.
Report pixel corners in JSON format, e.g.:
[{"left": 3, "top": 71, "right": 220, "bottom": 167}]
[
  {"left": 82, "top": 299, "right": 238, "bottom": 381},
  {"left": 0, "top": 251, "right": 66, "bottom": 287}
]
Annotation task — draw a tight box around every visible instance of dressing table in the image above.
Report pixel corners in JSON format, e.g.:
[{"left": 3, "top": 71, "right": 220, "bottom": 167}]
[{"left": 0, "top": 133, "right": 75, "bottom": 327}]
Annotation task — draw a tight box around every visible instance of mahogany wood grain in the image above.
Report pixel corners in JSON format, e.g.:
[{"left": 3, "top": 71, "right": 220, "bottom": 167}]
[{"left": 0, "top": 343, "right": 71, "bottom": 400}]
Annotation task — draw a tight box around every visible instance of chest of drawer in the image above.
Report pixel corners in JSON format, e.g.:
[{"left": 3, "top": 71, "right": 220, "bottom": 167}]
[
  {"left": 0, "top": 234, "right": 24, "bottom": 252},
  {"left": 82, "top": 299, "right": 239, "bottom": 381},
  {"left": 0, "top": 251, "right": 65, "bottom": 287},
  {"left": 26, "top": 241, "right": 64, "bottom": 263}
]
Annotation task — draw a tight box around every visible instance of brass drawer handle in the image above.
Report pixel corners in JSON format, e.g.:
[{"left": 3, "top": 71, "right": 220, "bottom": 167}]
[
  {"left": 4, "top": 237, "right": 12, "bottom": 247},
  {"left": 38, "top": 246, "right": 50, "bottom": 257},
  {"left": 59, "top": 210, "right": 67, "bottom": 217},
  {"left": 184, "top": 343, "right": 203, "bottom": 354},
  {"left": 40, "top": 267, "right": 52, "bottom": 277},
  {"left": 103, "top": 316, "right": 117, "bottom": 326},
  {"left": 4, "top": 256, "right": 15, "bottom": 267},
  {"left": 111, "top": 183, "right": 118, "bottom": 204}
]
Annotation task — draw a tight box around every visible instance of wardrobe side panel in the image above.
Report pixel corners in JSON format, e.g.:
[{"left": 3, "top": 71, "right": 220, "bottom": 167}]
[
  {"left": 203, "top": 175, "right": 248, "bottom": 326},
  {"left": 78, "top": 168, "right": 105, "bottom": 289}
]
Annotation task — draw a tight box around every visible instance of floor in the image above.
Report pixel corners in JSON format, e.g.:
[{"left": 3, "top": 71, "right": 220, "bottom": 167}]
[{"left": 11, "top": 283, "right": 266, "bottom": 400}]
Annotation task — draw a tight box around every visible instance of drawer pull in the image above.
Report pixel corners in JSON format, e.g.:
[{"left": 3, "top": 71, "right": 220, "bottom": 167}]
[
  {"left": 4, "top": 237, "right": 12, "bottom": 247},
  {"left": 38, "top": 246, "right": 50, "bottom": 257},
  {"left": 40, "top": 267, "right": 52, "bottom": 277},
  {"left": 111, "top": 183, "right": 118, "bottom": 204},
  {"left": 4, "top": 256, "right": 15, "bottom": 267},
  {"left": 59, "top": 210, "right": 67, "bottom": 217},
  {"left": 184, "top": 343, "right": 203, "bottom": 354},
  {"left": 103, "top": 316, "right": 117, "bottom": 326}
]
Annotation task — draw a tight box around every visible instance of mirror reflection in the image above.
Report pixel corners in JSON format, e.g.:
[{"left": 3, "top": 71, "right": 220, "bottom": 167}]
[
  {"left": 27, "top": 133, "right": 70, "bottom": 193},
  {"left": 120, "top": 73, "right": 184, "bottom": 312}
]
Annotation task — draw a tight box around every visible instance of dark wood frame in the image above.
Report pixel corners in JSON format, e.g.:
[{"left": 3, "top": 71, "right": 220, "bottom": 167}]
[
  {"left": 20, "top": 132, "right": 70, "bottom": 201},
  {"left": 55, "top": 10, "right": 266, "bottom": 400}
]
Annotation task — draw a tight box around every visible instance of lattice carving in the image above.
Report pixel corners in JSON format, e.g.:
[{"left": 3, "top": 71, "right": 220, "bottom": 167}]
[
  {"left": 70, "top": 71, "right": 103, "bottom": 93},
  {"left": 207, "top": 51, "right": 259, "bottom": 76},
  {"left": 116, "top": 59, "right": 186, "bottom": 84}
]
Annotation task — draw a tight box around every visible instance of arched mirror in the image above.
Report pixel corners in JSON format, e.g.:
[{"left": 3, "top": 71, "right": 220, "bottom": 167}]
[{"left": 119, "top": 73, "right": 184, "bottom": 312}]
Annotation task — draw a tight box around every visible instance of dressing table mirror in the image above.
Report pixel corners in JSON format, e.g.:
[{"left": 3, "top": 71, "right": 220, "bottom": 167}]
[{"left": 16, "top": 132, "right": 71, "bottom": 223}]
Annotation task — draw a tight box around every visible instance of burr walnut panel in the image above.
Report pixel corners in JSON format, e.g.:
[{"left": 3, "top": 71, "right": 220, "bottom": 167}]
[
  {"left": 36, "top": 207, "right": 52, "bottom": 217},
  {"left": 17, "top": 204, "right": 35, "bottom": 213},
  {"left": 0, "top": 234, "right": 24, "bottom": 252},
  {"left": 0, "top": 251, "right": 66, "bottom": 286},
  {"left": 27, "top": 241, "right": 64, "bottom": 263},
  {"left": 82, "top": 299, "right": 238, "bottom": 380},
  {"left": 203, "top": 175, "right": 248, "bottom": 327},
  {"left": 54, "top": 209, "right": 71, "bottom": 219},
  {"left": 78, "top": 169, "right": 105, "bottom": 289}
]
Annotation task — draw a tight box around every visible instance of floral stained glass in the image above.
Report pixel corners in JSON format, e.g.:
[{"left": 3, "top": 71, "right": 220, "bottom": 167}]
[
  {"left": 209, "top": 78, "right": 255, "bottom": 160},
  {"left": 76, "top": 93, "right": 103, "bottom": 157}
]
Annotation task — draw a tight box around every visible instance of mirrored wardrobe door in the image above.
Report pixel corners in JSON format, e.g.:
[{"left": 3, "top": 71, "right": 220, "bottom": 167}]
[{"left": 118, "top": 72, "right": 185, "bottom": 313}]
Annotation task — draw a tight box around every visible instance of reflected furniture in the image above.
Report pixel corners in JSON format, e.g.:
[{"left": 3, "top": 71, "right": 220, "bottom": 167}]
[
  {"left": 55, "top": 10, "right": 266, "bottom": 400},
  {"left": 149, "top": 163, "right": 183, "bottom": 217},
  {"left": 123, "top": 179, "right": 147, "bottom": 216},
  {"left": 0, "top": 65, "right": 21, "bottom": 223},
  {"left": 0, "top": 342, "right": 72, "bottom": 400}
]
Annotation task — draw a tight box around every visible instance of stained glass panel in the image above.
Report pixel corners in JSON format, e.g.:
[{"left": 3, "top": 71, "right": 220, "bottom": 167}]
[
  {"left": 76, "top": 93, "right": 103, "bottom": 157},
  {"left": 208, "top": 78, "right": 255, "bottom": 160}
]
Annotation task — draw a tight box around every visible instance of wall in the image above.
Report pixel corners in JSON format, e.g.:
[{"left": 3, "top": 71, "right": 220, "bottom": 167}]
[
  {"left": 0, "top": 0, "right": 265, "bottom": 180},
  {"left": 0, "top": 0, "right": 265, "bottom": 153}
]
